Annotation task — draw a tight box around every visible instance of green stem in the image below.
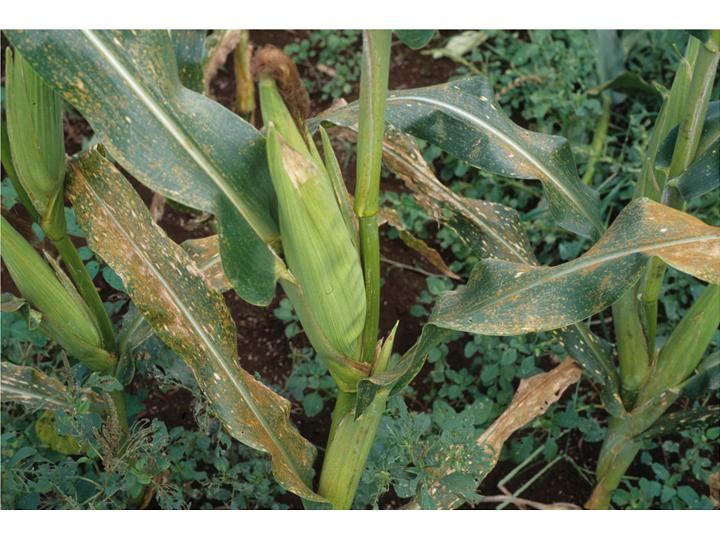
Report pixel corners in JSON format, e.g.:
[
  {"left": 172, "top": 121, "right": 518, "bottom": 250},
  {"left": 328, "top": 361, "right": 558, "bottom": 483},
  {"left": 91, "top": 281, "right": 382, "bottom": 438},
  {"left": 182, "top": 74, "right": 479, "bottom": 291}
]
[
  {"left": 639, "top": 37, "right": 719, "bottom": 348},
  {"left": 586, "top": 418, "right": 640, "bottom": 509},
  {"left": 326, "top": 389, "right": 355, "bottom": 447},
  {"left": 354, "top": 30, "right": 391, "bottom": 365},
  {"left": 358, "top": 215, "right": 380, "bottom": 363},
  {"left": 318, "top": 389, "right": 390, "bottom": 509},
  {"left": 110, "top": 390, "right": 129, "bottom": 432},
  {"left": 581, "top": 93, "right": 611, "bottom": 186},
  {"left": 640, "top": 258, "right": 664, "bottom": 355},
  {"left": 53, "top": 233, "right": 117, "bottom": 353},
  {"left": 318, "top": 325, "right": 397, "bottom": 509},
  {"left": 636, "top": 284, "right": 720, "bottom": 408}
]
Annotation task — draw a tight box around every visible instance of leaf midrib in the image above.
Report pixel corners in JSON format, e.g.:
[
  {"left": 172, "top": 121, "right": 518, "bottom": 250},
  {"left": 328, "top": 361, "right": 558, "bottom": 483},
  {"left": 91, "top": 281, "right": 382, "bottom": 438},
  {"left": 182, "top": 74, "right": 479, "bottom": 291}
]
[
  {"left": 385, "top": 93, "right": 603, "bottom": 234},
  {"left": 80, "top": 169, "right": 308, "bottom": 486},
  {"left": 437, "top": 233, "right": 719, "bottom": 315},
  {"left": 80, "top": 30, "right": 275, "bottom": 242}
]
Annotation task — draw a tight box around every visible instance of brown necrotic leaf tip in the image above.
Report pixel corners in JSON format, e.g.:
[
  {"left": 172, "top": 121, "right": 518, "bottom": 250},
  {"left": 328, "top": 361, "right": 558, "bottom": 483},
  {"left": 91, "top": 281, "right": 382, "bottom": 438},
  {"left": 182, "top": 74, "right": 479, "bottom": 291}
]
[{"left": 252, "top": 45, "right": 310, "bottom": 126}]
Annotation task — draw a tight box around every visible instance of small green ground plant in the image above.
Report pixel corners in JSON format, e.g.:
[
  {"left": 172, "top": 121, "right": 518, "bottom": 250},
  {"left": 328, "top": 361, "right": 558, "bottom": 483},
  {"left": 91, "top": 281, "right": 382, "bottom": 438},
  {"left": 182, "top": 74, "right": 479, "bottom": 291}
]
[{"left": 1, "top": 29, "right": 718, "bottom": 510}]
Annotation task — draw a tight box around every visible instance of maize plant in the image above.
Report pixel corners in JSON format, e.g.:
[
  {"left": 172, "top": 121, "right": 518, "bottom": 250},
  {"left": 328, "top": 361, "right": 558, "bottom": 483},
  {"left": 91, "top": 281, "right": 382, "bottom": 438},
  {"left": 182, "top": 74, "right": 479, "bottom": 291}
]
[{"left": 1, "top": 29, "right": 718, "bottom": 510}]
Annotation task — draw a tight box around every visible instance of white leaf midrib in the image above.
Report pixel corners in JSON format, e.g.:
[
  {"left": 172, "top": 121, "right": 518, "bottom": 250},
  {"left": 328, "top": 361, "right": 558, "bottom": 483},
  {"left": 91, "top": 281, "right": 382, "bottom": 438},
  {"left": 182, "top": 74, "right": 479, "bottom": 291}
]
[
  {"left": 80, "top": 168, "right": 307, "bottom": 484},
  {"left": 385, "top": 93, "right": 601, "bottom": 232},
  {"left": 439, "top": 234, "right": 720, "bottom": 315},
  {"left": 80, "top": 30, "right": 273, "bottom": 242}
]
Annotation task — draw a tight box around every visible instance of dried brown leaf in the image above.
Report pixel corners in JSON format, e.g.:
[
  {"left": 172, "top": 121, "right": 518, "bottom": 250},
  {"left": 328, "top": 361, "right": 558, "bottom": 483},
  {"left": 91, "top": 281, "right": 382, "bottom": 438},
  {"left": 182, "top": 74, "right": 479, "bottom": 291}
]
[
  {"left": 204, "top": 30, "right": 244, "bottom": 95},
  {"left": 404, "top": 358, "right": 581, "bottom": 509}
]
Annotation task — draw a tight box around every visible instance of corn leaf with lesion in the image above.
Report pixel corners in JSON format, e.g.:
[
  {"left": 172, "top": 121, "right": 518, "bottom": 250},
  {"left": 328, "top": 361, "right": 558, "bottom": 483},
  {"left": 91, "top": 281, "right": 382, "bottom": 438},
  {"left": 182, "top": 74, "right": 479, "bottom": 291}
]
[{"left": 66, "top": 149, "right": 324, "bottom": 503}]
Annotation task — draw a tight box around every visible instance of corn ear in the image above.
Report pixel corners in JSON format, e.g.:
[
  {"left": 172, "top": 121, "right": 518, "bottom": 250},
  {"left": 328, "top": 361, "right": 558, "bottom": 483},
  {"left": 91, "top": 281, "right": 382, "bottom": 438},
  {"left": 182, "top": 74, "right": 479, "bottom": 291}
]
[
  {"left": 266, "top": 125, "right": 367, "bottom": 361},
  {"left": 5, "top": 48, "right": 66, "bottom": 218},
  {"left": 1, "top": 216, "right": 113, "bottom": 372}
]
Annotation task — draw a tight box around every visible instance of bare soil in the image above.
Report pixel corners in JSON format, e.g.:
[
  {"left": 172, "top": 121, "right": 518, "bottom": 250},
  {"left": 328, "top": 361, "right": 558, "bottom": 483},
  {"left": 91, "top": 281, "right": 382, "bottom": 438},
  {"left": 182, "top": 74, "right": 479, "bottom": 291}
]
[{"left": 1, "top": 30, "right": 710, "bottom": 510}]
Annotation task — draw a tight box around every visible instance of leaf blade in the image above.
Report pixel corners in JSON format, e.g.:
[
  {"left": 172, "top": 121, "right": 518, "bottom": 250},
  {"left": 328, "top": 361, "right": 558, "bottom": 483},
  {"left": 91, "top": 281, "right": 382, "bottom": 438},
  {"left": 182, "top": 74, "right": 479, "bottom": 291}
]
[
  {"left": 430, "top": 198, "right": 720, "bottom": 336},
  {"left": 66, "top": 150, "right": 322, "bottom": 502},
  {"left": 6, "top": 29, "right": 282, "bottom": 306},
  {"left": 317, "top": 76, "right": 603, "bottom": 238}
]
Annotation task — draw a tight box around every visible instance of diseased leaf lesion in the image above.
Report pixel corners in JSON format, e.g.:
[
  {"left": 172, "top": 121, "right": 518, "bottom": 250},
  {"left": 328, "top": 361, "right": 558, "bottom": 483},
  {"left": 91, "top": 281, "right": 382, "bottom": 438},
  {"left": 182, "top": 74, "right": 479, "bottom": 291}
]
[
  {"left": 430, "top": 198, "right": 720, "bottom": 336},
  {"left": 66, "top": 149, "right": 323, "bottom": 503},
  {"left": 317, "top": 76, "right": 603, "bottom": 238}
]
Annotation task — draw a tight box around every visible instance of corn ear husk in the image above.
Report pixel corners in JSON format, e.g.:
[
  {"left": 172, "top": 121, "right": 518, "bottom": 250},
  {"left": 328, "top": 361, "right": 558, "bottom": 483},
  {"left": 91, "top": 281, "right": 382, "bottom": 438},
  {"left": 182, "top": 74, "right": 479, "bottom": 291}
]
[
  {"left": 266, "top": 126, "right": 367, "bottom": 361},
  {"left": 1, "top": 216, "right": 113, "bottom": 372},
  {"left": 5, "top": 48, "right": 66, "bottom": 217}
]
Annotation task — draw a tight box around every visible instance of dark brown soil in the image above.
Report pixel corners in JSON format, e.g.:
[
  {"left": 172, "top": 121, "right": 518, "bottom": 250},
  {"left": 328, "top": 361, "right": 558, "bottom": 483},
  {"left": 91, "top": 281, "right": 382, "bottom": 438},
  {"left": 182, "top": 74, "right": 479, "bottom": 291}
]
[{"left": 2, "top": 30, "right": 709, "bottom": 511}]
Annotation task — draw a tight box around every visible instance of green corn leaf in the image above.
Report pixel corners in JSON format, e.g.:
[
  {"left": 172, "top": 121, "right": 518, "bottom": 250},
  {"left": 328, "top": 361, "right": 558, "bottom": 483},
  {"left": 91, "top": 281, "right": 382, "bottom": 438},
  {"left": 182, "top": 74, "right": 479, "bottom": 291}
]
[
  {"left": 4, "top": 48, "right": 65, "bottom": 217},
  {"left": 115, "top": 305, "right": 153, "bottom": 386},
  {"left": 66, "top": 149, "right": 324, "bottom": 503},
  {"left": 680, "top": 352, "right": 720, "bottom": 399},
  {"left": 346, "top": 128, "right": 622, "bottom": 413},
  {"left": 589, "top": 31, "right": 660, "bottom": 99},
  {"left": 394, "top": 30, "right": 436, "bottom": 50},
  {"left": 675, "top": 141, "right": 719, "bottom": 200},
  {"left": 316, "top": 76, "right": 603, "bottom": 239},
  {"left": 639, "top": 406, "right": 720, "bottom": 440},
  {"left": 430, "top": 198, "right": 719, "bottom": 336},
  {"left": 640, "top": 284, "right": 719, "bottom": 402},
  {"left": 656, "top": 101, "right": 719, "bottom": 170},
  {"left": 1, "top": 216, "right": 113, "bottom": 372},
  {"left": 634, "top": 41, "right": 696, "bottom": 201},
  {"left": 0, "top": 362, "right": 102, "bottom": 412},
  {"left": 171, "top": 30, "right": 207, "bottom": 93},
  {"left": 589, "top": 72, "right": 661, "bottom": 98},
  {"left": 6, "top": 30, "right": 282, "bottom": 306},
  {"left": 591, "top": 30, "right": 625, "bottom": 87},
  {"left": 631, "top": 350, "right": 720, "bottom": 438},
  {"left": 557, "top": 324, "right": 625, "bottom": 417},
  {"left": 671, "top": 101, "right": 720, "bottom": 200}
]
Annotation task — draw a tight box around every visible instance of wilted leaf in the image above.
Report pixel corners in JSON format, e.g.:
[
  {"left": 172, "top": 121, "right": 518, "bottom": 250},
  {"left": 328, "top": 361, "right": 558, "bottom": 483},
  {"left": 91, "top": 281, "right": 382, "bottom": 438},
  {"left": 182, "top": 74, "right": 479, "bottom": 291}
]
[
  {"left": 6, "top": 30, "right": 282, "bottom": 306},
  {"left": 35, "top": 410, "right": 85, "bottom": 455},
  {"left": 66, "top": 150, "right": 323, "bottom": 503},
  {"left": 404, "top": 358, "right": 582, "bottom": 509},
  {"left": 379, "top": 205, "right": 459, "bottom": 279},
  {"left": 0, "top": 361, "right": 101, "bottom": 412},
  {"left": 317, "top": 76, "right": 603, "bottom": 238},
  {"left": 430, "top": 198, "right": 720, "bottom": 336},
  {"left": 378, "top": 127, "right": 536, "bottom": 263},
  {"left": 424, "top": 31, "right": 488, "bottom": 61},
  {"left": 203, "top": 30, "right": 244, "bottom": 94}
]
